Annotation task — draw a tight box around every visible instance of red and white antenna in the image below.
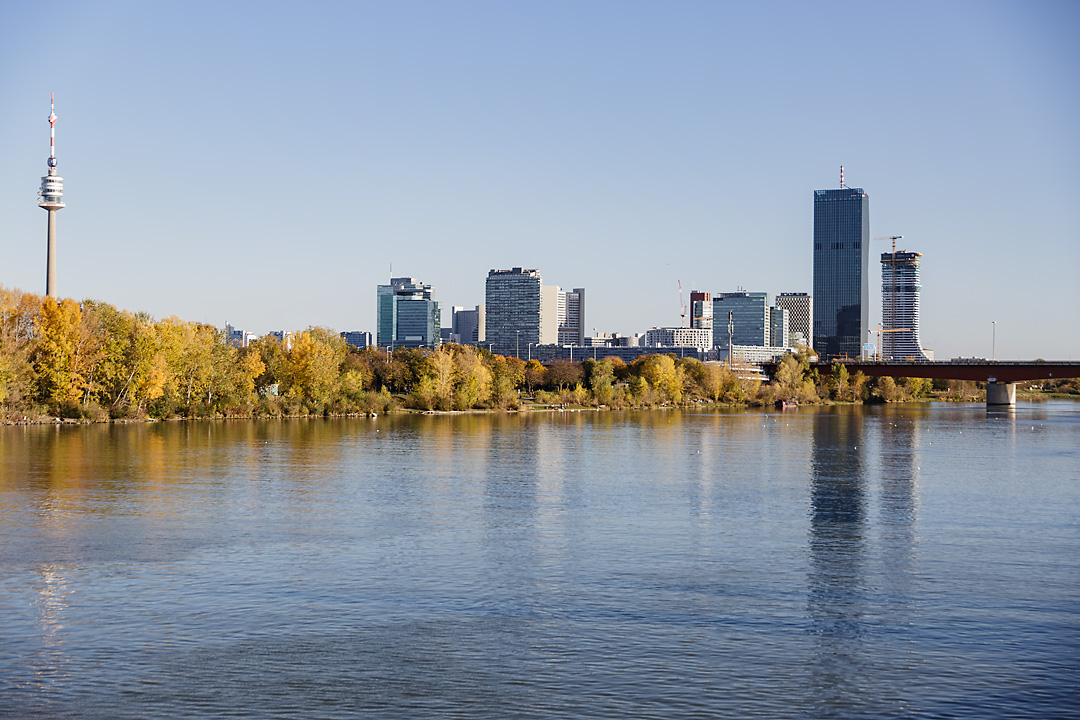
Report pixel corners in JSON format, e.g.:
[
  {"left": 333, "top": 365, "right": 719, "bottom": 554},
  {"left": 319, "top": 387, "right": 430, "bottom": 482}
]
[
  {"left": 839, "top": 165, "right": 844, "bottom": 189},
  {"left": 48, "top": 92, "right": 58, "bottom": 168}
]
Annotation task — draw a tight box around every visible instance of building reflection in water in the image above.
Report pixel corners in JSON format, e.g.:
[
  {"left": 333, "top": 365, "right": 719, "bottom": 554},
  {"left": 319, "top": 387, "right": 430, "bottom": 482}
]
[
  {"left": 806, "top": 408, "right": 867, "bottom": 710},
  {"left": 806, "top": 405, "right": 922, "bottom": 713}
]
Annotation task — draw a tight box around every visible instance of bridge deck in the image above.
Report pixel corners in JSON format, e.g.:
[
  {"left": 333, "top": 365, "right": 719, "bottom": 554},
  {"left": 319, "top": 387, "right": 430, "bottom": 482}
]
[{"left": 808, "top": 361, "right": 1080, "bottom": 383}]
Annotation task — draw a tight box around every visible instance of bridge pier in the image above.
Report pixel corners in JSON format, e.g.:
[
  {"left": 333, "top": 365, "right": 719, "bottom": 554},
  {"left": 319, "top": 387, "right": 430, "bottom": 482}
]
[{"left": 986, "top": 381, "right": 1016, "bottom": 406}]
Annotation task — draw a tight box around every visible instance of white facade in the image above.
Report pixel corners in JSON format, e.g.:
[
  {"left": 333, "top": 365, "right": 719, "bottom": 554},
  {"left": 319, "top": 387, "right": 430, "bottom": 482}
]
[
  {"left": 644, "top": 327, "right": 713, "bottom": 351},
  {"left": 557, "top": 287, "right": 586, "bottom": 346},
  {"left": 776, "top": 293, "right": 813, "bottom": 348}
]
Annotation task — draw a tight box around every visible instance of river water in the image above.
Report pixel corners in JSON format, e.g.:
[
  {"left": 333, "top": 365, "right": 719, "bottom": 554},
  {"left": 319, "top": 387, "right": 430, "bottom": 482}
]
[{"left": 1, "top": 402, "right": 1077, "bottom": 718}]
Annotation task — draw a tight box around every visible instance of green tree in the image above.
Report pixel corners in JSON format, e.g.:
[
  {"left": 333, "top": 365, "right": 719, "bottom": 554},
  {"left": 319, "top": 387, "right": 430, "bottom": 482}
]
[
  {"left": 830, "top": 362, "right": 850, "bottom": 401},
  {"left": 586, "top": 357, "right": 616, "bottom": 406}
]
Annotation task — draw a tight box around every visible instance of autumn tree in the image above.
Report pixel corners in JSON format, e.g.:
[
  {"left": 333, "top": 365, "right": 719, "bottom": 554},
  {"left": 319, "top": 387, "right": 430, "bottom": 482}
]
[
  {"left": 281, "top": 328, "right": 347, "bottom": 412},
  {"left": 0, "top": 287, "right": 40, "bottom": 413},
  {"left": 640, "top": 354, "right": 683, "bottom": 403},
  {"left": 429, "top": 347, "right": 458, "bottom": 409},
  {"left": 32, "top": 297, "right": 85, "bottom": 411},
  {"left": 454, "top": 346, "right": 492, "bottom": 409},
  {"left": 523, "top": 359, "right": 546, "bottom": 393},
  {"left": 545, "top": 360, "right": 583, "bottom": 391},
  {"left": 676, "top": 357, "right": 706, "bottom": 400},
  {"left": 489, "top": 355, "right": 524, "bottom": 408}
]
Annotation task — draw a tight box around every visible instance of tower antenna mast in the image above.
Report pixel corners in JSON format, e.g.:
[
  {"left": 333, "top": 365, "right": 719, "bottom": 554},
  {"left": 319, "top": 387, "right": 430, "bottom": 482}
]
[
  {"left": 839, "top": 165, "right": 844, "bottom": 189},
  {"left": 39, "top": 93, "right": 65, "bottom": 298}
]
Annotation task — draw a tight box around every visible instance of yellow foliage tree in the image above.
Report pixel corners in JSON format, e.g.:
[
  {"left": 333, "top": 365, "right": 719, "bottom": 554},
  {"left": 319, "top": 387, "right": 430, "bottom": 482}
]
[
  {"left": 641, "top": 354, "right": 683, "bottom": 403},
  {"left": 33, "top": 297, "right": 84, "bottom": 409}
]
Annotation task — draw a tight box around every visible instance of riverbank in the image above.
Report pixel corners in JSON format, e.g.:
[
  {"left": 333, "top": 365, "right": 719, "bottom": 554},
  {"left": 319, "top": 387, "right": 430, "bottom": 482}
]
[{"left": 5, "top": 390, "right": 1076, "bottom": 426}]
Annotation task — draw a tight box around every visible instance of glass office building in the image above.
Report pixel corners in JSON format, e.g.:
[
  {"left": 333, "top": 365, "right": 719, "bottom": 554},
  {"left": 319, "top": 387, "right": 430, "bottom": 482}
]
[
  {"left": 712, "top": 292, "right": 770, "bottom": 348},
  {"left": 376, "top": 277, "right": 441, "bottom": 349},
  {"left": 813, "top": 187, "right": 869, "bottom": 360}
]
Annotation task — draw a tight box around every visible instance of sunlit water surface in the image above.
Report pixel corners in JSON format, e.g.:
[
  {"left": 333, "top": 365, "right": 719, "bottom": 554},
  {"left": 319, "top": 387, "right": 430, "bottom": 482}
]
[{"left": 1, "top": 402, "right": 1078, "bottom": 718}]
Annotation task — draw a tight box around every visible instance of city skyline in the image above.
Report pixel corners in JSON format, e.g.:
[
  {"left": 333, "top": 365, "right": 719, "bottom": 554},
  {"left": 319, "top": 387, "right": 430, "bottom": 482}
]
[{"left": 1, "top": 1, "right": 1077, "bottom": 359}]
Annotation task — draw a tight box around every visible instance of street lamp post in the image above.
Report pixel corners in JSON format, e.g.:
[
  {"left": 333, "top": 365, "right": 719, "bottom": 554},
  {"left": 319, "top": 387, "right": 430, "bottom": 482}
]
[
  {"left": 727, "top": 311, "right": 734, "bottom": 370},
  {"left": 992, "top": 321, "right": 996, "bottom": 361},
  {"left": 515, "top": 330, "right": 521, "bottom": 359}
]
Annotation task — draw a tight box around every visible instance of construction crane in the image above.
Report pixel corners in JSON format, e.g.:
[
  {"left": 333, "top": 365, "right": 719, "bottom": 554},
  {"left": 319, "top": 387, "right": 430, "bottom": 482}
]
[
  {"left": 873, "top": 323, "right": 911, "bottom": 361},
  {"left": 874, "top": 235, "right": 904, "bottom": 343}
]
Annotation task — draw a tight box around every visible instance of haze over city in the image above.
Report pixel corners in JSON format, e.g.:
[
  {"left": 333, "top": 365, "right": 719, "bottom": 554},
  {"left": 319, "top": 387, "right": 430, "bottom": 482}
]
[{"left": 2, "top": 0, "right": 1077, "bottom": 360}]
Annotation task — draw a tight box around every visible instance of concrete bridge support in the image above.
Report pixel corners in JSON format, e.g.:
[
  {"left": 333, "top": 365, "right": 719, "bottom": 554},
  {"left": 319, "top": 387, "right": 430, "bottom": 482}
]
[{"left": 986, "top": 381, "right": 1016, "bottom": 406}]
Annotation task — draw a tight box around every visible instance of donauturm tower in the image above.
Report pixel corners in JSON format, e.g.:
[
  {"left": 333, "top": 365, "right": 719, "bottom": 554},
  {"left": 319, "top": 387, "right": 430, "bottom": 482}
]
[{"left": 38, "top": 93, "right": 65, "bottom": 298}]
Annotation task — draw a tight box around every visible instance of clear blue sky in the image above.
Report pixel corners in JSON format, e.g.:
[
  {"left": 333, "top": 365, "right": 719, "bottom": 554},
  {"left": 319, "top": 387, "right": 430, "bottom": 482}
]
[{"left": 2, "top": 0, "right": 1077, "bottom": 359}]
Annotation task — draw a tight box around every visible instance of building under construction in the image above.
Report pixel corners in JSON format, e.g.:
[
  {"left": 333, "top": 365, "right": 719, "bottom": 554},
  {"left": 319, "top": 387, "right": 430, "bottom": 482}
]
[{"left": 881, "top": 250, "right": 932, "bottom": 361}]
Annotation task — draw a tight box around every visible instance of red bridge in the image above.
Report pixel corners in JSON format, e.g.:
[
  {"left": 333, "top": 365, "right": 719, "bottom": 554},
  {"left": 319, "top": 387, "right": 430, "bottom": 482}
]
[
  {"left": 763, "top": 359, "right": 1080, "bottom": 405},
  {"left": 810, "top": 360, "right": 1080, "bottom": 384}
]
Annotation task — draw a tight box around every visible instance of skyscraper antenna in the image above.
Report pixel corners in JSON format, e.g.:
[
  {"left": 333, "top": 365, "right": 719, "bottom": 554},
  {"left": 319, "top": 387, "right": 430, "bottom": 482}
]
[{"left": 840, "top": 165, "right": 844, "bottom": 189}]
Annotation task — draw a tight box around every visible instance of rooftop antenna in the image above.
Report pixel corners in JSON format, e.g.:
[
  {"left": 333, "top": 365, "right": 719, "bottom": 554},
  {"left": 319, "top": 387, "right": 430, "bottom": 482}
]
[
  {"left": 840, "top": 165, "right": 844, "bottom": 189},
  {"left": 48, "top": 93, "right": 57, "bottom": 167},
  {"left": 39, "top": 92, "right": 65, "bottom": 298}
]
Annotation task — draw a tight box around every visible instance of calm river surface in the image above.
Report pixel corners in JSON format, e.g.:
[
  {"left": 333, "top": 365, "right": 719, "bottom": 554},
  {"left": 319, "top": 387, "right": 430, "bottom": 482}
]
[{"left": 1, "top": 402, "right": 1078, "bottom": 718}]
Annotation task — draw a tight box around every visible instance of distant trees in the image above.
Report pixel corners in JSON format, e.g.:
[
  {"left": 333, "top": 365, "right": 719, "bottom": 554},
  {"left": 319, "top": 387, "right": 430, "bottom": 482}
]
[{"left": 7, "top": 284, "right": 1011, "bottom": 422}]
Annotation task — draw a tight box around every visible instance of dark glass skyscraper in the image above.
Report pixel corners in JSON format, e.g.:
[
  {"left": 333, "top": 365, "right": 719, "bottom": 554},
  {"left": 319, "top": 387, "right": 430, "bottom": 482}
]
[{"left": 813, "top": 187, "right": 869, "bottom": 360}]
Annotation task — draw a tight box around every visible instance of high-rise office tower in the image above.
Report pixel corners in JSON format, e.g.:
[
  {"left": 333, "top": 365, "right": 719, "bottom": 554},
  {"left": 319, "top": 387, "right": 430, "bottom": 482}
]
[
  {"left": 712, "top": 292, "right": 770, "bottom": 348},
  {"left": 689, "top": 291, "right": 712, "bottom": 332},
  {"left": 485, "top": 268, "right": 557, "bottom": 357},
  {"left": 38, "top": 94, "right": 65, "bottom": 298},
  {"left": 557, "top": 288, "right": 586, "bottom": 346},
  {"left": 813, "top": 180, "right": 869, "bottom": 360},
  {"left": 881, "top": 250, "right": 931, "bottom": 361},
  {"left": 376, "top": 277, "right": 441, "bottom": 349},
  {"left": 776, "top": 293, "right": 812, "bottom": 348}
]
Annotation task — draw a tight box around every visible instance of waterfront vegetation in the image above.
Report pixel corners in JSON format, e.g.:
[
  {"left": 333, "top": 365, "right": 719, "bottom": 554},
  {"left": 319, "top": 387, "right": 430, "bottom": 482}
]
[{"left": 2, "top": 286, "right": 1076, "bottom": 421}]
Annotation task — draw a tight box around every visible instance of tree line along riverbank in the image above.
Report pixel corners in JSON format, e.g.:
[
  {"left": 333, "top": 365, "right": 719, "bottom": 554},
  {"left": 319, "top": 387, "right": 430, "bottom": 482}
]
[{"left": 2, "top": 286, "right": 1076, "bottom": 423}]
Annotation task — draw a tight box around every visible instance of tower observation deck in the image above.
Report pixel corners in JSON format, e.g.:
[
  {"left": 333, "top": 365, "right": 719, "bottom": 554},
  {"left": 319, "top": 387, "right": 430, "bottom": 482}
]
[{"left": 38, "top": 94, "right": 64, "bottom": 298}]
